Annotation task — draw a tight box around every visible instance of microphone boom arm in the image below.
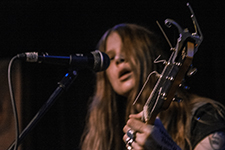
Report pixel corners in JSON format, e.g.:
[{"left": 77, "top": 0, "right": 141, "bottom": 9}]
[{"left": 7, "top": 69, "right": 78, "bottom": 150}]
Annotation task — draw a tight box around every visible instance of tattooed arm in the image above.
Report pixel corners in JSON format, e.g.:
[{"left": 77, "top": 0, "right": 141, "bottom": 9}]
[{"left": 194, "top": 131, "right": 225, "bottom": 150}]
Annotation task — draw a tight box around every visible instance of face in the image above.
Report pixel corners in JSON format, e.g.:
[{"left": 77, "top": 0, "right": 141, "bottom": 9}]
[{"left": 105, "top": 32, "right": 135, "bottom": 97}]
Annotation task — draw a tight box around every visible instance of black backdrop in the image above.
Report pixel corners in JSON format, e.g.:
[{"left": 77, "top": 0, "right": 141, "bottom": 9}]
[{"left": 1, "top": 1, "right": 225, "bottom": 150}]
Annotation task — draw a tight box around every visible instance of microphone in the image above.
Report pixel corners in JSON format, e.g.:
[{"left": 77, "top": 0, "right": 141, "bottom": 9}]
[{"left": 17, "top": 50, "right": 110, "bottom": 72}]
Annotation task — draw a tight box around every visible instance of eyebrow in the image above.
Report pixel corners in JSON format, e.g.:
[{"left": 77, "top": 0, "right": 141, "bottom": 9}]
[{"left": 105, "top": 50, "right": 114, "bottom": 56}]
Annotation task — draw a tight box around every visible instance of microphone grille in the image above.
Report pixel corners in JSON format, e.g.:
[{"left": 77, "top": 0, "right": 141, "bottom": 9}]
[{"left": 91, "top": 50, "right": 110, "bottom": 72}]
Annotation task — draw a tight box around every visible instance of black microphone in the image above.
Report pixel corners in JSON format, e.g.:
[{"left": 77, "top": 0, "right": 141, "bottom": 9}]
[{"left": 17, "top": 50, "right": 110, "bottom": 72}]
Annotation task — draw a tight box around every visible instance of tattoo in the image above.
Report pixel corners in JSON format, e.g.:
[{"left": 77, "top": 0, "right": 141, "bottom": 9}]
[{"left": 209, "top": 131, "right": 225, "bottom": 150}]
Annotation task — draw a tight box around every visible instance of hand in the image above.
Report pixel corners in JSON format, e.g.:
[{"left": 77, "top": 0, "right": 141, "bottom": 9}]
[{"left": 123, "top": 111, "right": 181, "bottom": 150}]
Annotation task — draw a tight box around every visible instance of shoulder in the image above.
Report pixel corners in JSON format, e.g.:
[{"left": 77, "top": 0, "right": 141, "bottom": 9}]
[
  {"left": 194, "top": 131, "right": 225, "bottom": 150},
  {"left": 192, "top": 102, "right": 225, "bottom": 123},
  {"left": 191, "top": 102, "right": 225, "bottom": 148}
]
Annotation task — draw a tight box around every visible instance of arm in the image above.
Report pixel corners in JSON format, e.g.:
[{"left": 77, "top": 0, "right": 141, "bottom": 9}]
[{"left": 194, "top": 131, "right": 225, "bottom": 150}]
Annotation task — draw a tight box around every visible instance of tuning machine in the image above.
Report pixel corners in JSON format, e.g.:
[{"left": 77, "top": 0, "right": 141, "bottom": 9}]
[
  {"left": 187, "top": 64, "right": 197, "bottom": 77},
  {"left": 179, "top": 79, "right": 190, "bottom": 90},
  {"left": 172, "top": 95, "right": 183, "bottom": 103}
]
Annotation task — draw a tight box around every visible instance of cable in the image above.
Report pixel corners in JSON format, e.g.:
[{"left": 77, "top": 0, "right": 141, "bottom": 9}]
[{"left": 8, "top": 55, "right": 20, "bottom": 150}]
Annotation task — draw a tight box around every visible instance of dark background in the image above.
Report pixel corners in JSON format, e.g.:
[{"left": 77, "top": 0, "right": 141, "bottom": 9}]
[{"left": 1, "top": 1, "right": 225, "bottom": 150}]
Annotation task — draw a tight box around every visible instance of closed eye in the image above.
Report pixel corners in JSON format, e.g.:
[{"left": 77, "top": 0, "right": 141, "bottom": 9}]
[
  {"left": 106, "top": 50, "right": 115, "bottom": 61},
  {"left": 110, "top": 56, "right": 115, "bottom": 60}
]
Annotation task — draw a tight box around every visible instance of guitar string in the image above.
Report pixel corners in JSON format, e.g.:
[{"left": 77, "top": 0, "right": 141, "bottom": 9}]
[
  {"left": 133, "top": 70, "right": 160, "bottom": 105},
  {"left": 133, "top": 55, "right": 166, "bottom": 105}
]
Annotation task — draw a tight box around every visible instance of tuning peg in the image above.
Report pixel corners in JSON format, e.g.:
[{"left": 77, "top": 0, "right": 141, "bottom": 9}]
[
  {"left": 187, "top": 65, "right": 197, "bottom": 77},
  {"left": 179, "top": 84, "right": 190, "bottom": 90},
  {"left": 172, "top": 95, "right": 183, "bottom": 103},
  {"left": 179, "top": 79, "right": 190, "bottom": 90},
  {"left": 181, "top": 84, "right": 190, "bottom": 90}
]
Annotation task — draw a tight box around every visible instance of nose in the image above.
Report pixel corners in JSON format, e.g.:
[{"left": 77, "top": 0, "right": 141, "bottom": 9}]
[{"left": 115, "top": 55, "right": 125, "bottom": 65}]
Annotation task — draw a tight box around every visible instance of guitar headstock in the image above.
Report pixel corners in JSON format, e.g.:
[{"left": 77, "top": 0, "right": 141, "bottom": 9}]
[{"left": 143, "top": 3, "right": 203, "bottom": 124}]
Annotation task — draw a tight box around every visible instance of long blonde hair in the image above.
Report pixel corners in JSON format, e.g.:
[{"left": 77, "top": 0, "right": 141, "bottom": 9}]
[{"left": 81, "top": 23, "right": 166, "bottom": 150}]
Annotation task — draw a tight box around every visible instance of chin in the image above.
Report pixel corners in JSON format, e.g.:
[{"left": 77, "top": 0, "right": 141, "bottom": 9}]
[
  {"left": 123, "top": 81, "right": 135, "bottom": 91},
  {"left": 114, "top": 80, "right": 135, "bottom": 97},
  {"left": 120, "top": 86, "right": 134, "bottom": 97}
]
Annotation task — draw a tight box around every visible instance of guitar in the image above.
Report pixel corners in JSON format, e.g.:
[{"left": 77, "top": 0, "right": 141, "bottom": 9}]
[{"left": 142, "top": 3, "right": 203, "bottom": 124}]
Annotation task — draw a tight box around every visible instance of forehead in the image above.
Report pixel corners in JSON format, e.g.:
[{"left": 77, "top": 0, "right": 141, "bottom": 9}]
[{"left": 106, "top": 32, "right": 122, "bottom": 53}]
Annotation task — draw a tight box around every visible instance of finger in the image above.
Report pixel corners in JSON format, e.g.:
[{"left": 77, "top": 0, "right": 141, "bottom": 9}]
[
  {"left": 123, "top": 130, "right": 149, "bottom": 149},
  {"left": 135, "top": 132, "right": 150, "bottom": 146},
  {"left": 123, "top": 124, "right": 130, "bottom": 133},
  {"left": 129, "top": 111, "right": 143, "bottom": 119},
  {"left": 132, "top": 141, "right": 144, "bottom": 150},
  {"left": 127, "top": 118, "right": 153, "bottom": 134},
  {"left": 123, "top": 134, "right": 144, "bottom": 150},
  {"left": 123, "top": 133, "right": 129, "bottom": 143}
]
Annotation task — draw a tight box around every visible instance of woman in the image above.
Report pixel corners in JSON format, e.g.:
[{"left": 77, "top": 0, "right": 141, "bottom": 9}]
[{"left": 81, "top": 23, "right": 225, "bottom": 150}]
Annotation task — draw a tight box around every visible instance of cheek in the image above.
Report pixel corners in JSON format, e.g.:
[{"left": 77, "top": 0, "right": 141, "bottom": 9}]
[{"left": 106, "top": 66, "right": 115, "bottom": 82}]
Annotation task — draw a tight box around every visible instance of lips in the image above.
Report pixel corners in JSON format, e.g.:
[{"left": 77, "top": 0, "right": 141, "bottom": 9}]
[{"left": 118, "top": 68, "right": 132, "bottom": 81}]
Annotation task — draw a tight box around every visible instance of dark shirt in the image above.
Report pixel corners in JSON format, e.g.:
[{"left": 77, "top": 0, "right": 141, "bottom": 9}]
[{"left": 191, "top": 103, "right": 225, "bottom": 148}]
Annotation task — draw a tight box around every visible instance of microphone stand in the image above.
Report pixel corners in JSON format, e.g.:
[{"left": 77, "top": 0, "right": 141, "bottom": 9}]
[{"left": 7, "top": 69, "right": 78, "bottom": 150}]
